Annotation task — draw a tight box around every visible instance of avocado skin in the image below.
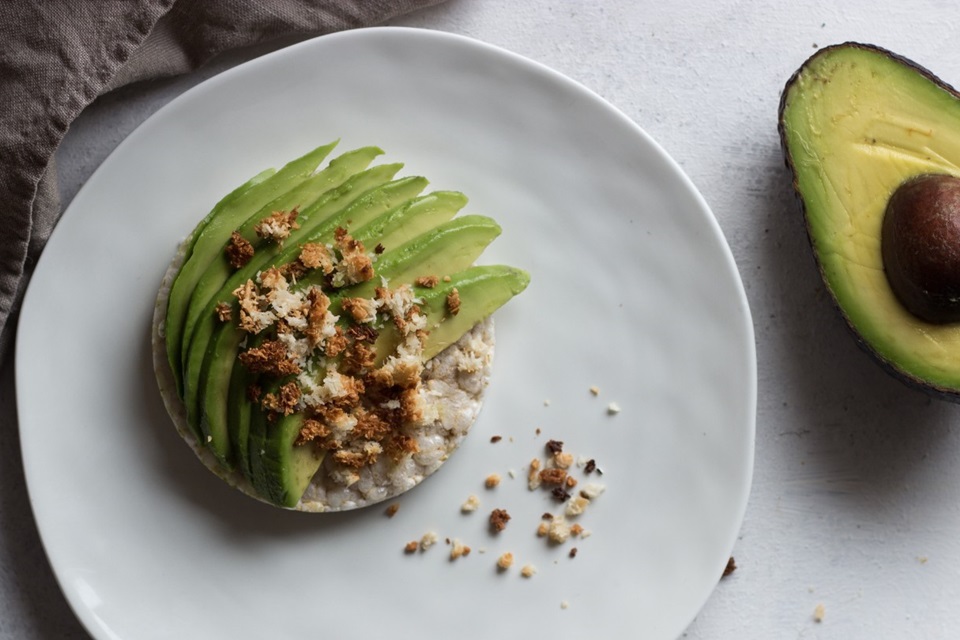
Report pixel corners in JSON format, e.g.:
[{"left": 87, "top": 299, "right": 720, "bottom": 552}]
[{"left": 778, "top": 43, "right": 960, "bottom": 401}]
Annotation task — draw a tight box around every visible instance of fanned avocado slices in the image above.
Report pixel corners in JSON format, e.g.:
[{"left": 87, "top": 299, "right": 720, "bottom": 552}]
[
  {"left": 159, "top": 142, "right": 529, "bottom": 507},
  {"left": 780, "top": 43, "right": 960, "bottom": 398}
]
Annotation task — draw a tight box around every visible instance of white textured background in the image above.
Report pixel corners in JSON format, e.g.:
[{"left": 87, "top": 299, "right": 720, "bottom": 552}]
[{"left": 6, "top": 1, "right": 960, "bottom": 638}]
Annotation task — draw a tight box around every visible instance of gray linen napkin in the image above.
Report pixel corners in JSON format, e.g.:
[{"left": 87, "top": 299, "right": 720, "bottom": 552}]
[{"left": 0, "top": 0, "right": 446, "bottom": 364}]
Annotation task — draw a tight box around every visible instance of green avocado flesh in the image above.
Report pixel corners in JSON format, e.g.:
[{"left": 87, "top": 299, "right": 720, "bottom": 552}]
[
  {"left": 163, "top": 142, "right": 529, "bottom": 506},
  {"left": 780, "top": 43, "right": 960, "bottom": 395}
]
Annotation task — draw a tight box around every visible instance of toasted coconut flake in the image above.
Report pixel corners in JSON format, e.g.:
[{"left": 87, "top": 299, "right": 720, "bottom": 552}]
[
  {"left": 254, "top": 208, "right": 300, "bottom": 243},
  {"left": 446, "top": 288, "right": 461, "bottom": 316},
  {"left": 299, "top": 242, "right": 333, "bottom": 273},
  {"left": 225, "top": 231, "right": 255, "bottom": 269}
]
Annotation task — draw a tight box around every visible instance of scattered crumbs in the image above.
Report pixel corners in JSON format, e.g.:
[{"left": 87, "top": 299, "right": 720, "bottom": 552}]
[
  {"left": 535, "top": 427, "right": 542, "bottom": 436},
  {"left": 543, "top": 399, "right": 551, "bottom": 407},
  {"left": 442, "top": 275, "right": 452, "bottom": 282},
  {"left": 551, "top": 487, "right": 572, "bottom": 502},
  {"left": 546, "top": 439, "right": 564, "bottom": 454},
  {"left": 607, "top": 402, "right": 621, "bottom": 415},
  {"left": 485, "top": 473, "right": 502, "bottom": 489},
  {"left": 497, "top": 552, "right": 514, "bottom": 570},
  {"left": 542, "top": 512, "right": 554, "bottom": 520},
  {"left": 540, "top": 468, "right": 567, "bottom": 485},
  {"left": 565, "top": 495, "right": 589, "bottom": 516},
  {"left": 509, "top": 436, "right": 515, "bottom": 443},
  {"left": 537, "top": 522, "right": 549, "bottom": 537},
  {"left": 490, "top": 435, "right": 502, "bottom": 443},
  {"left": 560, "top": 600, "right": 570, "bottom": 610},
  {"left": 528, "top": 458, "right": 543, "bottom": 490},
  {"left": 589, "top": 385, "right": 600, "bottom": 396},
  {"left": 478, "top": 547, "right": 487, "bottom": 554},
  {"left": 461, "top": 494, "right": 481, "bottom": 513},
  {"left": 580, "top": 529, "right": 592, "bottom": 539},
  {"left": 489, "top": 508, "right": 511, "bottom": 533},
  {"left": 384, "top": 503, "right": 400, "bottom": 518},
  {"left": 813, "top": 603, "right": 825, "bottom": 623},
  {"left": 556, "top": 452, "right": 574, "bottom": 470},
  {"left": 445, "top": 537, "right": 451, "bottom": 545},
  {"left": 520, "top": 564, "right": 537, "bottom": 578},
  {"left": 507, "top": 469, "right": 516, "bottom": 479},
  {"left": 420, "top": 532, "right": 438, "bottom": 550},
  {"left": 722, "top": 556, "right": 737, "bottom": 578},
  {"left": 918, "top": 556, "right": 929, "bottom": 564},
  {"left": 570, "top": 523, "right": 584, "bottom": 537},
  {"left": 581, "top": 483, "right": 606, "bottom": 499},
  {"left": 547, "top": 516, "right": 572, "bottom": 543},
  {"left": 450, "top": 539, "right": 471, "bottom": 560},
  {"left": 404, "top": 541, "right": 419, "bottom": 554},
  {"left": 569, "top": 547, "right": 578, "bottom": 559},
  {"left": 584, "top": 459, "right": 597, "bottom": 474}
]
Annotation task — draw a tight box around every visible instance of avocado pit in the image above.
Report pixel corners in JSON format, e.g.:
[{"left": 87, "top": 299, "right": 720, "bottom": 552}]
[{"left": 881, "top": 174, "right": 960, "bottom": 324}]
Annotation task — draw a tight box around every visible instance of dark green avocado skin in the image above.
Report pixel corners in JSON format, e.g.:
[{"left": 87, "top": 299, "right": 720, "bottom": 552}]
[{"left": 778, "top": 42, "right": 960, "bottom": 402}]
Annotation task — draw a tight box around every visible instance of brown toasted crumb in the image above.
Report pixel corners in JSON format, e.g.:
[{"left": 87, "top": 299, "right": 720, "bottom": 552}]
[
  {"left": 293, "top": 418, "right": 330, "bottom": 445},
  {"left": 399, "top": 387, "right": 424, "bottom": 424},
  {"left": 450, "top": 539, "right": 471, "bottom": 560},
  {"left": 584, "top": 459, "right": 597, "bottom": 474},
  {"left": 333, "top": 227, "right": 374, "bottom": 285},
  {"left": 386, "top": 433, "right": 419, "bottom": 462},
  {"left": 246, "top": 384, "right": 262, "bottom": 404},
  {"left": 813, "top": 603, "right": 825, "bottom": 623},
  {"left": 461, "top": 495, "right": 480, "bottom": 513},
  {"left": 541, "top": 512, "right": 554, "bottom": 520},
  {"left": 346, "top": 324, "right": 379, "bottom": 343},
  {"left": 304, "top": 288, "right": 331, "bottom": 349},
  {"left": 214, "top": 302, "right": 233, "bottom": 322},
  {"left": 341, "top": 297, "right": 377, "bottom": 324},
  {"left": 233, "top": 279, "right": 267, "bottom": 334},
  {"left": 485, "top": 473, "right": 501, "bottom": 489},
  {"left": 497, "top": 552, "right": 514, "bottom": 571},
  {"left": 536, "top": 522, "right": 549, "bottom": 537},
  {"left": 546, "top": 439, "right": 564, "bottom": 454},
  {"left": 254, "top": 208, "right": 300, "bottom": 243},
  {"left": 555, "top": 452, "right": 574, "bottom": 469},
  {"left": 415, "top": 275, "right": 439, "bottom": 288},
  {"left": 539, "top": 468, "right": 567, "bottom": 485},
  {"left": 420, "top": 532, "right": 438, "bottom": 550},
  {"left": 551, "top": 487, "right": 572, "bottom": 502},
  {"left": 569, "top": 547, "right": 578, "bottom": 558},
  {"left": 374, "top": 243, "right": 385, "bottom": 255},
  {"left": 351, "top": 409, "right": 391, "bottom": 441},
  {"left": 442, "top": 275, "right": 451, "bottom": 282},
  {"left": 589, "top": 385, "right": 600, "bottom": 396},
  {"left": 238, "top": 340, "right": 301, "bottom": 376},
  {"left": 385, "top": 504, "right": 400, "bottom": 518},
  {"left": 446, "top": 288, "right": 461, "bottom": 316},
  {"left": 260, "top": 381, "right": 301, "bottom": 416},
  {"left": 324, "top": 326, "right": 348, "bottom": 358},
  {"left": 535, "top": 427, "right": 541, "bottom": 435},
  {"left": 489, "top": 509, "right": 511, "bottom": 533},
  {"left": 565, "top": 475, "right": 578, "bottom": 489},
  {"left": 225, "top": 231, "right": 255, "bottom": 269},
  {"left": 528, "top": 458, "right": 542, "bottom": 490},
  {"left": 520, "top": 564, "right": 537, "bottom": 578},
  {"left": 722, "top": 556, "right": 737, "bottom": 578},
  {"left": 341, "top": 340, "right": 376, "bottom": 375},
  {"left": 570, "top": 523, "right": 584, "bottom": 537},
  {"left": 333, "top": 444, "right": 382, "bottom": 469},
  {"left": 404, "top": 541, "right": 418, "bottom": 554},
  {"left": 490, "top": 435, "right": 502, "bottom": 443},
  {"left": 298, "top": 242, "right": 334, "bottom": 274}
]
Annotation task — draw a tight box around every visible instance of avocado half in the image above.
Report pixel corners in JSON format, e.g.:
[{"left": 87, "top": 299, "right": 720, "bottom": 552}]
[{"left": 779, "top": 43, "right": 960, "bottom": 398}]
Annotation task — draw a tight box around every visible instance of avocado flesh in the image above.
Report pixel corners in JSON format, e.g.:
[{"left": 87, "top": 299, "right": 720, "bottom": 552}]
[
  {"left": 191, "top": 174, "right": 430, "bottom": 456},
  {"left": 250, "top": 265, "right": 530, "bottom": 508},
  {"left": 780, "top": 43, "right": 960, "bottom": 393},
  {"left": 183, "top": 167, "right": 418, "bottom": 433},
  {"left": 165, "top": 142, "right": 337, "bottom": 395},
  {"left": 178, "top": 146, "right": 383, "bottom": 374},
  {"left": 213, "top": 212, "right": 500, "bottom": 470}
]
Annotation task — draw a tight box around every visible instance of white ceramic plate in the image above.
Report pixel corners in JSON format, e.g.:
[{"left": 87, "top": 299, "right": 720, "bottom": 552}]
[{"left": 17, "top": 27, "right": 755, "bottom": 640}]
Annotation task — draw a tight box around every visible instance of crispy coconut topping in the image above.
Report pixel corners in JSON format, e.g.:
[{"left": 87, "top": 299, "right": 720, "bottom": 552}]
[
  {"left": 254, "top": 208, "right": 300, "bottom": 243},
  {"left": 299, "top": 242, "right": 334, "bottom": 273},
  {"left": 331, "top": 227, "right": 374, "bottom": 287},
  {"left": 225, "top": 231, "right": 255, "bottom": 269}
]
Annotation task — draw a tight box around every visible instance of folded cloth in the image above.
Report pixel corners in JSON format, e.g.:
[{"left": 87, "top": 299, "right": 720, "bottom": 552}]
[{"left": 0, "top": 0, "right": 445, "bottom": 365}]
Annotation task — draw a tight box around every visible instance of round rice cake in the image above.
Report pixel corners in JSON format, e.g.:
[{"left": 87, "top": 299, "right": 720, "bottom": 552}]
[{"left": 152, "top": 240, "right": 494, "bottom": 512}]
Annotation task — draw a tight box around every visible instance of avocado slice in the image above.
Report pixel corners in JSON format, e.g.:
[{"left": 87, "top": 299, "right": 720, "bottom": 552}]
[
  {"left": 164, "top": 142, "right": 337, "bottom": 394},
  {"left": 250, "top": 265, "right": 530, "bottom": 508},
  {"left": 190, "top": 174, "right": 430, "bottom": 456},
  {"left": 182, "top": 166, "right": 419, "bottom": 435},
  {"left": 211, "top": 212, "right": 500, "bottom": 469},
  {"left": 177, "top": 146, "right": 383, "bottom": 375},
  {"left": 780, "top": 43, "right": 960, "bottom": 397}
]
